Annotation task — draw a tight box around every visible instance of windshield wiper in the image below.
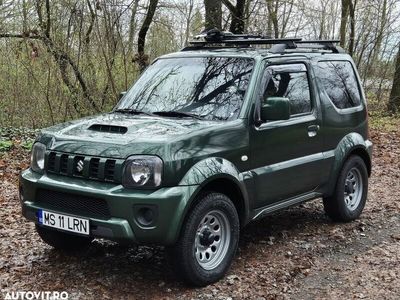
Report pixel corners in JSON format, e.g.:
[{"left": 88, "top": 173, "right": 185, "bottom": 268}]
[
  {"left": 113, "top": 108, "right": 153, "bottom": 116},
  {"left": 152, "top": 111, "right": 203, "bottom": 120}
]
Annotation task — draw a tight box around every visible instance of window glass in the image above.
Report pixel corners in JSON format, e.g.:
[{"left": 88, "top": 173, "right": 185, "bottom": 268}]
[
  {"left": 117, "top": 57, "right": 254, "bottom": 121},
  {"left": 263, "top": 64, "right": 311, "bottom": 115},
  {"left": 315, "top": 61, "right": 361, "bottom": 109}
]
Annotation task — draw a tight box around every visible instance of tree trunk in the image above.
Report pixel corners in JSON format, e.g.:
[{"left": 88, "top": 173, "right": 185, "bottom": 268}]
[
  {"left": 184, "top": 0, "right": 195, "bottom": 45},
  {"left": 204, "top": 0, "right": 222, "bottom": 30},
  {"left": 372, "top": 0, "right": 387, "bottom": 63},
  {"left": 388, "top": 43, "right": 400, "bottom": 113},
  {"left": 266, "top": 0, "right": 279, "bottom": 38},
  {"left": 85, "top": 0, "right": 96, "bottom": 46},
  {"left": 222, "top": 0, "right": 246, "bottom": 34},
  {"left": 340, "top": 0, "right": 350, "bottom": 48},
  {"left": 348, "top": 0, "right": 356, "bottom": 57},
  {"left": 34, "top": 0, "right": 99, "bottom": 113},
  {"left": 280, "top": 0, "right": 294, "bottom": 38},
  {"left": 127, "top": 0, "right": 139, "bottom": 55},
  {"left": 244, "top": 0, "right": 251, "bottom": 32},
  {"left": 137, "top": 0, "right": 159, "bottom": 72}
]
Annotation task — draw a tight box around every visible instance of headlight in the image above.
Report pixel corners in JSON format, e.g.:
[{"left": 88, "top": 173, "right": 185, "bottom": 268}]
[
  {"left": 31, "top": 142, "right": 46, "bottom": 173},
  {"left": 122, "top": 155, "right": 162, "bottom": 188}
]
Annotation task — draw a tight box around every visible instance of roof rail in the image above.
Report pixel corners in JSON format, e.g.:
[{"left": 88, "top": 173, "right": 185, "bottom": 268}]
[
  {"left": 183, "top": 29, "right": 345, "bottom": 54},
  {"left": 270, "top": 40, "right": 344, "bottom": 54},
  {"left": 186, "top": 29, "right": 301, "bottom": 48}
]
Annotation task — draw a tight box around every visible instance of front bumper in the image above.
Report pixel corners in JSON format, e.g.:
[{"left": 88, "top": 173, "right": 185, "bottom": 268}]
[{"left": 19, "top": 169, "right": 198, "bottom": 245}]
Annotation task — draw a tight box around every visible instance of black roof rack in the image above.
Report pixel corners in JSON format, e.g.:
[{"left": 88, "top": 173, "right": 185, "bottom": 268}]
[
  {"left": 270, "top": 40, "right": 344, "bottom": 53},
  {"left": 183, "top": 29, "right": 345, "bottom": 54}
]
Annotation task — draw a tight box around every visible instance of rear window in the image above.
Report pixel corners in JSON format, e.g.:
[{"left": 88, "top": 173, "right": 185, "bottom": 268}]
[{"left": 315, "top": 61, "right": 362, "bottom": 109}]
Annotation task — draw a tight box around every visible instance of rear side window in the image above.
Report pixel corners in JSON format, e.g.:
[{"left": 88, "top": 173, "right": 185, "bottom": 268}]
[
  {"left": 262, "top": 64, "right": 311, "bottom": 115},
  {"left": 315, "top": 61, "right": 361, "bottom": 109}
]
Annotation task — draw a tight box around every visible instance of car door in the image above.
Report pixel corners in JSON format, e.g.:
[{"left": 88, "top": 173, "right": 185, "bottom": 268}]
[{"left": 250, "top": 60, "right": 324, "bottom": 209}]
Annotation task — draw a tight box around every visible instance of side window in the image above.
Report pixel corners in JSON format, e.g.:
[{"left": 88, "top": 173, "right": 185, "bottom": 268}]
[
  {"left": 315, "top": 61, "right": 361, "bottom": 109},
  {"left": 262, "top": 64, "right": 312, "bottom": 116}
]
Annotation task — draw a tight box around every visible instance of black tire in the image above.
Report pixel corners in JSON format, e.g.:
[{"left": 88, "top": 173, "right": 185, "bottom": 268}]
[
  {"left": 36, "top": 224, "right": 93, "bottom": 252},
  {"left": 167, "top": 192, "right": 240, "bottom": 286},
  {"left": 323, "top": 155, "right": 368, "bottom": 222}
]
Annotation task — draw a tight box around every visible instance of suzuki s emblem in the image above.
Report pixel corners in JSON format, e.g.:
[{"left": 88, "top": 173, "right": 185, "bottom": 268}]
[{"left": 76, "top": 160, "right": 84, "bottom": 172}]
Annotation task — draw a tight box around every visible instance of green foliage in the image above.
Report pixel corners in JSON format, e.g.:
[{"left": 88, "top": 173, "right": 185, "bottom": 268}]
[
  {"left": 21, "top": 141, "right": 34, "bottom": 151},
  {"left": 0, "top": 140, "right": 13, "bottom": 152},
  {"left": 0, "top": 127, "right": 38, "bottom": 152},
  {"left": 369, "top": 111, "right": 399, "bottom": 131},
  {"left": 190, "top": 8, "right": 204, "bottom": 36},
  {"left": 147, "top": 16, "right": 180, "bottom": 59}
]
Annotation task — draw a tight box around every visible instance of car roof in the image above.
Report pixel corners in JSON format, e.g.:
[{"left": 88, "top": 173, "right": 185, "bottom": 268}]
[{"left": 159, "top": 48, "right": 352, "bottom": 62}]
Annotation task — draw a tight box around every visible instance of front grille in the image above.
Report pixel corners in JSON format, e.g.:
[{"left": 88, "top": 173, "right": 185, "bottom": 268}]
[
  {"left": 36, "top": 189, "right": 111, "bottom": 219},
  {"left": 45, "top": 151, "right": 123, "bottom": 183}
]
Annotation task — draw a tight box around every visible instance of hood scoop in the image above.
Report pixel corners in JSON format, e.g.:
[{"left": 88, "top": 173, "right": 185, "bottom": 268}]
[{"left": 88, "top": 124, "right": 128, "bottom": 134}]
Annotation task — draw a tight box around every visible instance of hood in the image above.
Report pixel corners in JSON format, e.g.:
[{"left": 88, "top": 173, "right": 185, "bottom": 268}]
[
  {"left": 37, "top": 113, "right": 250, "bottom": 187},
  {"left": 38, "top": 113, "right": 226, "bottom": 158}
]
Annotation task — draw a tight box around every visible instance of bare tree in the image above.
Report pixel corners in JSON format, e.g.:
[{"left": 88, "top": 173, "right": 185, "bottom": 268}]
[
  {"left": 266, "top": 0, "right": 279, "bottom": 38},
  {"left": 1, "top": 0, "right": 400, "bottom": 128},
  {"left": 340, "top": 0, "right": 350, "bottom": 47},
  {"left": 348, "top": 0, "right": 356, "bottom": 56},
  {"left": 127, "top": 0, "right": 140, "bottom": 56},
  {"left": 204, "top": 0, "right": 222, "bottom": 30},
  {"left": 136, "top": 0, "right": 159, "bottom": 72},
  {"left": 34, "top": 0, "right": 99, "bottom": 113},
  {"left": 222, "top": 0, "right": 246, "bottom": 33},
  {"left": 388, "top": 43, "right": 400, "bottom": 113}
]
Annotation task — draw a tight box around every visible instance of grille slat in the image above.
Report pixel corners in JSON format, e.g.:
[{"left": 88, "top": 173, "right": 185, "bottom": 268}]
[
  {"left": 59, "top": 154, "right": 69, "bottom": 174},
  {"left": 89, "top": 158, "right": 100, "bottom": 179},
  {"left": 104, "top": 160, "right": 116, "bottom": 181},
  {"left": 36, "top": 189, "right": 110, "bottom": 219},
  {"left": 47, "top": 152, "right": 56, "bottom": 172},
  {"left": 46, "top": 152, "right": 120, "bottom": 184}
]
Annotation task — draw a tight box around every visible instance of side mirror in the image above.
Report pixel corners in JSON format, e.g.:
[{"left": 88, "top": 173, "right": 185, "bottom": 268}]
[
  {"left": 119, "top": 91, "right": 127, "bottom": 100},
  {"left": 260, "top": 97, "right": 291, "bottom": 121}
]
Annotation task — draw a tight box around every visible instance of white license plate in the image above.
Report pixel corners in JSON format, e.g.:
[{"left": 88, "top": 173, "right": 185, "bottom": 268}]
[{"left": 38, "top": 210, "right": 90, "bottom": 235}]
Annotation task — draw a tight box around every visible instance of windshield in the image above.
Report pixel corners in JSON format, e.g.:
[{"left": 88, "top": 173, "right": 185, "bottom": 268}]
[{"left": 116, "top": 57, "right": 254, "bottom": 121}]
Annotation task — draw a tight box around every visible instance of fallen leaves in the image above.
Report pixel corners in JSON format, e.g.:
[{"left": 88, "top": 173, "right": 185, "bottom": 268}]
[{"left": 0, "top": 123, "right": 399, "bottom": 299}]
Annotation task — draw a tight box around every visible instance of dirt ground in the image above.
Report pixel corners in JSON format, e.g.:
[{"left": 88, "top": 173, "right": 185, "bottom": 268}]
[{"left": 0, "top": 125, "right": 399, "bottom": 300}]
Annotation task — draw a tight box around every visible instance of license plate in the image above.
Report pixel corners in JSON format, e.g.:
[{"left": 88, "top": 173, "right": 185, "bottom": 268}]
[{"left": 38, "top": 210, "right": 90, "bottom": 236}]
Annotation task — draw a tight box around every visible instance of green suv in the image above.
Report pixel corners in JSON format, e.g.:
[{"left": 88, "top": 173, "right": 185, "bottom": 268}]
[{"left": 20, "top": 32, "right": 372, "bottom": 286}]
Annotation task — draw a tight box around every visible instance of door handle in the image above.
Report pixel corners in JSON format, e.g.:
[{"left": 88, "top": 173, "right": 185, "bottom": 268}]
[{"left": 307, "top": 125, "right": 320, "bottom": 137}]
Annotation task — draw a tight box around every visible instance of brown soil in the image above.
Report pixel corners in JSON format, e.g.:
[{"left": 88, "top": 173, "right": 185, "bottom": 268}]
[{"left": 1, "top": 125, "right": 399, "bottom": 299}]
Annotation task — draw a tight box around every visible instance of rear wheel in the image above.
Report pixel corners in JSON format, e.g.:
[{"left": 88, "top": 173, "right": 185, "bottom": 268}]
[
  {"left": 36, "top": 224, "right": 93, "bottom": 252},
  {"left": 323, "top": 155, "right": 368, "bottom": 222},
  {"left": 168, "top": 192, "right": 240, "bottom": 286}
]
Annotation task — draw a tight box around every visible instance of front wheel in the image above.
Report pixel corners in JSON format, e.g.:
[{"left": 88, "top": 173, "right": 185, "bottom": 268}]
[
  {"left": 323, "top": 155, "right": 369, "bottom": 222},
  {"left": 168, "top": 192, "right": 240, "bottom": 286}
]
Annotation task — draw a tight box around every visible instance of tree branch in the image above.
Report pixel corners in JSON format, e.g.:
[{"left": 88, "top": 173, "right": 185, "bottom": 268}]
[
  {"left": 45, "top": 0, "right": 51, "bottom": 38},
  {"left": 221, "top": 0, "right": 236, "bottom": 13},
  {"left": 136, "top": 0, "right": 159, "bottom": 71},
  {"left": 85, "top": 0, "right": 96, "bottom": 45},
  {"left": 0, "top": 33, "right": 41, "bottom": 39}
]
